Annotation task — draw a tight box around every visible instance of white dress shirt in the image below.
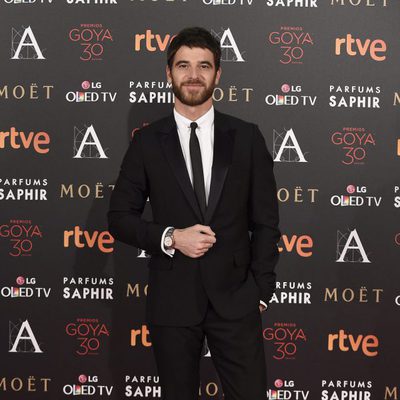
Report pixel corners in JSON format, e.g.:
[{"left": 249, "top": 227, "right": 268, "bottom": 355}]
[{"left": 159, "top": 105, "right": 268, "bottom": 310}]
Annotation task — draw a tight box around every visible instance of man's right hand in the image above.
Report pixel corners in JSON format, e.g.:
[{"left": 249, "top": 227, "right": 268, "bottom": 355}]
[{"left": 173, "top": 224, "right": 216, "bottom": 258}]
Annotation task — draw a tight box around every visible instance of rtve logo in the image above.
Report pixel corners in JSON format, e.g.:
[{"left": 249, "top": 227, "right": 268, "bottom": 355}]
[
  {"left": 134, "top": 30, "right": 176, "bottom": 52},
  {"left": 63, "top": 226, "right": 114, "bottom": 253},
  {"left": 328, "top": 329, "right": 379, "bottom": 357},
  {"left": 0, "top": 127, "right": 50, "bottom": 153},
  {"left": 335, "top": 34, "right": 387, "bottom": 61},
  {"left": 130, "top": 325, "right": 152, "bottom": 347},
  {"left": 278, "top": 234, "right": 313, "bottom": 257}
]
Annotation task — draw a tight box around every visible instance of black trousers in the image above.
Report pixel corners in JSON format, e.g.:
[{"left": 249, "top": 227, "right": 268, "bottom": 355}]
[{"left": 148, "top": 299, "right": 267, "bottom": 400}]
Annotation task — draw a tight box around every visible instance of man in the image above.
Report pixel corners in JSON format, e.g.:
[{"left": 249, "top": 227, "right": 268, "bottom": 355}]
[{"left": 108, "top": 27, "right": 281, "bottom": 400}]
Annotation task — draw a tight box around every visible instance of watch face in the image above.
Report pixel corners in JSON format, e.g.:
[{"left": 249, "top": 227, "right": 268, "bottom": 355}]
[{"left": 165, "top": 237, "right": 173, "bottom": 247}]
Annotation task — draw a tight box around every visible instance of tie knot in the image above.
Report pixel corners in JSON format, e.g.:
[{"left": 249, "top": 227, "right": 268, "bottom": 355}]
[{"left": 190, "top": 122, "right": 198, "bottom": 131}]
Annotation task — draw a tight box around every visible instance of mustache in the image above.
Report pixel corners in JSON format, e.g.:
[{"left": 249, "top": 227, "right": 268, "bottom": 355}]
[{"left": 182, "top": 80, "right": 205, "bottom": 86}]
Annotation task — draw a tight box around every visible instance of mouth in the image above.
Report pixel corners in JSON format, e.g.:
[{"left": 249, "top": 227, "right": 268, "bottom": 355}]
[{"left": 183, "top": 83, "right": 204, "bottom": 88}]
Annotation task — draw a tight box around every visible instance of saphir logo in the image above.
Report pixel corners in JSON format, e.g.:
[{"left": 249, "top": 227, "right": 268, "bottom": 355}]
[
  {"left": 125, "top": 375, "right": 161, "bottom": 398},
  {"left": 269, "top": 281, "right": 312, "bottom": 305},
  {"left": 65, "top": 318, "right": 110, "bottom": 356},
  {"left": 329, "top": 84, "right": 381, "bottom": 108},
  {"left": 321, "top": 380, "right": 373, "bottom": 400},
  {"left": 68, "top": 24, "right": 113, "bottom": 61},
  {"left": 393, "top": 186, "right": 400, "bottom": 208},
  {"left": 0, "top": 178, "right": 48, "bottom": 201},
  {"left": 263, "top": 322, "right": 306, "bottom": 360},
  {"left": 268, "top": 26, "right": 314, "bottom": 64},
  {"left": 63, "top": 276, "right": 114, "bottom": 300},
  {"left": 128, "top": 81, "right": 173, "bottom": 104},
  {"left": 266, "top": 0, "right": 318, "bottom": 6}
]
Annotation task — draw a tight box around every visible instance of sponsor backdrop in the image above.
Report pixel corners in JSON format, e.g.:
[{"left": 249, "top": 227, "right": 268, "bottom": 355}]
[{"left": 1, "top": 0, "right": 399, "bottom": 399}]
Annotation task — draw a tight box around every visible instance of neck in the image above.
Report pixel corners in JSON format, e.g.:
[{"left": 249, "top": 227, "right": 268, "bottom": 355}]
[{"left": 174, "top": 98, "right": 213, "bottom": 121}]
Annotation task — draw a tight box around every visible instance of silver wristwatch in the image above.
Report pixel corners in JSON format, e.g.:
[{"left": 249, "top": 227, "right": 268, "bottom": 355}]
[{"left": 164, "top": 227, "right": 175, "bottom": 249}]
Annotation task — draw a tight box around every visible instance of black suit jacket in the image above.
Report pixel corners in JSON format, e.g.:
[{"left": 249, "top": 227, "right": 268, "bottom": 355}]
[{"left": 107, "top": 109, "right": 281, "bottom": 326}]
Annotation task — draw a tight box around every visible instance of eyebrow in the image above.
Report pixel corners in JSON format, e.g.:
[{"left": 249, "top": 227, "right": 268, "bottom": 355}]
[{"left": 175, "top": 60, "right": 213, "bottom": 67}]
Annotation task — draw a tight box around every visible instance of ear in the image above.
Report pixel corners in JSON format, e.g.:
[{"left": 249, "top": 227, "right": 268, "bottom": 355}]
[
  {"left": 215, "top": 66, "right": 222, "bottom": 85},
  {"left": 166, "top": 64, "right": 171, "bottom": 83}
]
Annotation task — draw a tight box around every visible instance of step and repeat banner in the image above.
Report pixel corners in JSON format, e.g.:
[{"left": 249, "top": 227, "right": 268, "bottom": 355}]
[{"left": 1, "top": 0, "right": 399, "bottom": 399}]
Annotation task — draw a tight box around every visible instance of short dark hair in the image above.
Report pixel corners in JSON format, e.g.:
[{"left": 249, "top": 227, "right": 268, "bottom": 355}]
[{"left": 167, "top": 27, "right": 221, "bottom": 70}]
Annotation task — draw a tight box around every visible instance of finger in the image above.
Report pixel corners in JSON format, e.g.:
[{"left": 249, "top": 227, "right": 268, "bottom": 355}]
[
  {"left": 200, "top": 236, "right": 216, "bottom": 244},
  {"left": 197, "top": 225, "right": 215, "bottom": 236},
  {"left": 198, "top": 246, "right": 211, "bottom": 252}
]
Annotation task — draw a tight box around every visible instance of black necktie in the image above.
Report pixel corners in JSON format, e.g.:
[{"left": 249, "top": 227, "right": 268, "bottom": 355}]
[{"left": 189, "top": 121, "right": 207, "bottom": 220}]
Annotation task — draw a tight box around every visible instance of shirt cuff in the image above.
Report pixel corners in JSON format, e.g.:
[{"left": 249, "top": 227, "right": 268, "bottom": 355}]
[
  {"left": 259, "top": 300, "right": 268, "bottom": 309},
  {"left": 161, "top": 226, "right": 175, "bottom": 257}
]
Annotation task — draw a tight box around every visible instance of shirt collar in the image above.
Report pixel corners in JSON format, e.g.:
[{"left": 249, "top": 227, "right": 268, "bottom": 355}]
[{"left": 173, "top": 105, "right": 214, "bottom": 132}]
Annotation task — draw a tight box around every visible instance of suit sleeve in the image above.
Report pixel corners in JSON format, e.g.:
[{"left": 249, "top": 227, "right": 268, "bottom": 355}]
[
  {"left": 248, "top": 124, "right": 281, "bottom": 305},
  {"left": 107, "top": 130, "right": 167, "bottom": 256}
]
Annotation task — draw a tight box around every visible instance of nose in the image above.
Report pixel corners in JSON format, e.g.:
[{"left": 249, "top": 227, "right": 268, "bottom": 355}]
[{"left": 188, "top": 67, "right": 199, "bottom": 79}]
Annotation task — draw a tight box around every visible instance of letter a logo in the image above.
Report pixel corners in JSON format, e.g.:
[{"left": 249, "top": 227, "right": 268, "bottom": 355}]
[
  {"left": 73, "top": 124, "right": 108, "bottom": 159},
  {"left": 336, "top": 228, "right": 371, "bottom": 263},
  {"left": 11, "top": 26, "right": 45, "bottom": 60},
  {"left": 9, "top": 320, "right": 43, "bottom": 353},
  {"left": 273, "top": 128, "right": 307, "bottom": 162}
]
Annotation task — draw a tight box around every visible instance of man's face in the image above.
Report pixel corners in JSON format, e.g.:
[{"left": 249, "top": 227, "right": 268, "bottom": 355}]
[{"left": 166, "top": 45, "right": 221, "bottom": 107}]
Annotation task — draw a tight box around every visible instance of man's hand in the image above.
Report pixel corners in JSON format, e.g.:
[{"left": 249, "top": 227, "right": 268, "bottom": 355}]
[
  {"left": 173, "top": 224, "right": 216, "bottom": 258},
  {"left": 259, "top": 304, "right": 267, "bottom": 312}
]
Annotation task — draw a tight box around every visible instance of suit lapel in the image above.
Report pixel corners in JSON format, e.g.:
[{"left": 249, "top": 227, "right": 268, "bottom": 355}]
[
  {"left": 204, "top": 110, "right": 234, "bottom": 224},
  {"left": 159, "top": 109, "right": 234, "bottom": 224}
]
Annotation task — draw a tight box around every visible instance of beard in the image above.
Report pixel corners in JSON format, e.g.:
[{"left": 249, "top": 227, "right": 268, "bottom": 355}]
[{"left": 171, "top": 77, "right": 216, "bottom": 107}]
